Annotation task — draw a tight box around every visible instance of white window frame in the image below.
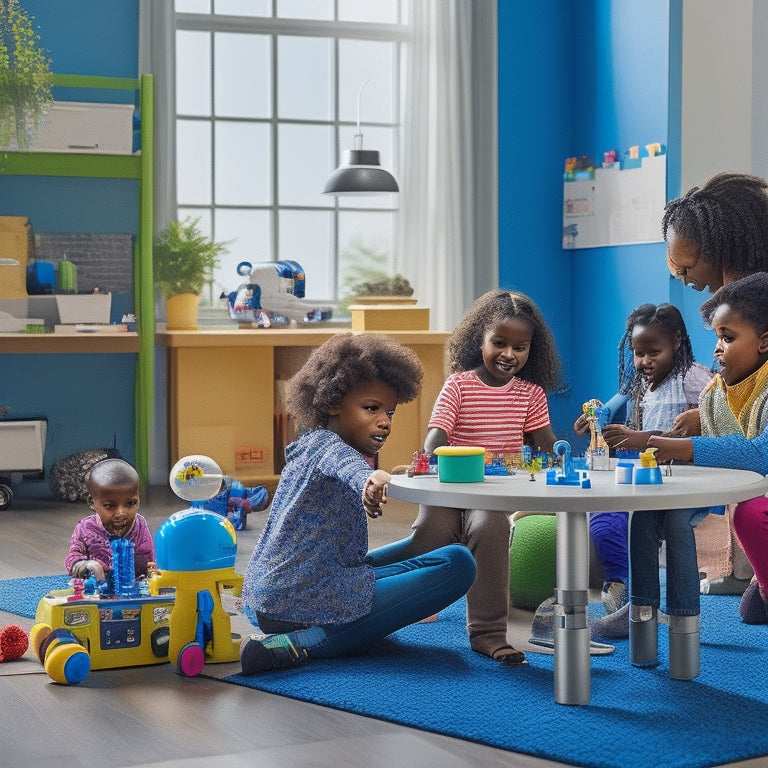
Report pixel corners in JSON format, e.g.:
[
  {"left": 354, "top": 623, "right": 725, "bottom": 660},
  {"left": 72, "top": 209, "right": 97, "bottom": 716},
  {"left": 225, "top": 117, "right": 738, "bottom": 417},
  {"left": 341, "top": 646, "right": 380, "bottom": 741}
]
[{"left": 174, "top": 7, "right": 410, "bottom": 308}]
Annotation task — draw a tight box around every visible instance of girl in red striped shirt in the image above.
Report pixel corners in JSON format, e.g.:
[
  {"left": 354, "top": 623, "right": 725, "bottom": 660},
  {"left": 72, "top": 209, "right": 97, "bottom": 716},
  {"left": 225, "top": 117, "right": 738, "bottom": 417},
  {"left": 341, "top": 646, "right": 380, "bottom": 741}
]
[{"left": 413, "top": 290, "right": 563, "bottom": 665}]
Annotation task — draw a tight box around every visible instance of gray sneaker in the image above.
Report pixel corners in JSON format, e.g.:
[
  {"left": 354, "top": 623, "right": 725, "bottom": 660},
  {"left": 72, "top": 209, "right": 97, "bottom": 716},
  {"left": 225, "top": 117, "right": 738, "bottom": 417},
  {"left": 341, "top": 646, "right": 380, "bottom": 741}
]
[{"left": 601, "top": 581, "right": 628, "bottom": 614}]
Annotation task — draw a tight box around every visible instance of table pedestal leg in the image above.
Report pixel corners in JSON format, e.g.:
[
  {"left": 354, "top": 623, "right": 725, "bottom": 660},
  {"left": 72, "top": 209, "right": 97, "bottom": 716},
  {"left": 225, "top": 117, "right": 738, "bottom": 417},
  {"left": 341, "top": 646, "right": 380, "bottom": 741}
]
[{"left": 554, "top": 510, "right": 590, "bottom": 705}]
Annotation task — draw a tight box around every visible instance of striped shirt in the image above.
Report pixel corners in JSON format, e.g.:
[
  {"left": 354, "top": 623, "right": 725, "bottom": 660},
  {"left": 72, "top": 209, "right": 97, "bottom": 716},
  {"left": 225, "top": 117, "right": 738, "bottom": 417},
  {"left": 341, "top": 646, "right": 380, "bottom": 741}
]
[{"left": 428, "top": 370, "right": 551, "bottom": 452}]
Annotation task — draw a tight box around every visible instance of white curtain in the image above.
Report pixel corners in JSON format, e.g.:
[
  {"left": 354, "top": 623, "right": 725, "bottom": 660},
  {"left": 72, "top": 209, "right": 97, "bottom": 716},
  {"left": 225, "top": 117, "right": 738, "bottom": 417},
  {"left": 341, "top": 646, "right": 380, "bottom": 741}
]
[{"left": 395, "top": 0, "right": 498, "bottom": 331}]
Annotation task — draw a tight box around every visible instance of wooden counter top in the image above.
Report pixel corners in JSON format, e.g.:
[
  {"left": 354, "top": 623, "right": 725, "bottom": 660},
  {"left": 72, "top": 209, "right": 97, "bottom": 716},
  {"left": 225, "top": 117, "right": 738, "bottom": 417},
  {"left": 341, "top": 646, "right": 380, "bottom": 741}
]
[
  {"left": 0, "top": 332, "right": 140, "bottom": 353},
  {"left": 156, "top": 327, "right": 450, "bottom": 348}
]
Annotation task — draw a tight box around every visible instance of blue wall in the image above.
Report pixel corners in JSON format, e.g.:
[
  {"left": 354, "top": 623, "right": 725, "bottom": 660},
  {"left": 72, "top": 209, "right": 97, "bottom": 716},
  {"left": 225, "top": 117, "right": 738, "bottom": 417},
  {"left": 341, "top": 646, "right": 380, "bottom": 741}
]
[
  {"left": 497, "top": 0, "right": 576, "bottom": 439},
  {"left": 1, "top": 1, "right": 140, "bottom": 497},
  {"left": 499, "top": 0, "right": 690, "bottom": 448}
]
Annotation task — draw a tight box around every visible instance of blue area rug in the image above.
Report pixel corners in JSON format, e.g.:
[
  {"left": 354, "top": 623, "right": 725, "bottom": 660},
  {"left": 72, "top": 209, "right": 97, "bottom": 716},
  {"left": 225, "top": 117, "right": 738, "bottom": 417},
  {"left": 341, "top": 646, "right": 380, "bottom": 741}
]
[
  {"left": 223, "top": 594, "right": 768, "bottom": 768},
  {"left": 0, "top": 575, "right": 70, "bottom": 618}
]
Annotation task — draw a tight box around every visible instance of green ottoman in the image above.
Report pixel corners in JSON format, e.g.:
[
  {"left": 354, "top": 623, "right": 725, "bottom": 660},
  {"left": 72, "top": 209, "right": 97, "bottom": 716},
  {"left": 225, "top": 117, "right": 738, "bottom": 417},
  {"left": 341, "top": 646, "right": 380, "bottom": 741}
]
[{"left": 509, "top": 512, "right": 557, "bottom": 609}]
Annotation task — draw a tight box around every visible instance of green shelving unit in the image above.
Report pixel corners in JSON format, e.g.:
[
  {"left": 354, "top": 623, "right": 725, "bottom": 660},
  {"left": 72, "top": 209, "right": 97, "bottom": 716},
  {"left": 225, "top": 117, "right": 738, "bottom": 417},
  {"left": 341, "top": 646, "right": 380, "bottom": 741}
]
[{"left": 0, "top": 73, "right": 155, "bottom": 488}]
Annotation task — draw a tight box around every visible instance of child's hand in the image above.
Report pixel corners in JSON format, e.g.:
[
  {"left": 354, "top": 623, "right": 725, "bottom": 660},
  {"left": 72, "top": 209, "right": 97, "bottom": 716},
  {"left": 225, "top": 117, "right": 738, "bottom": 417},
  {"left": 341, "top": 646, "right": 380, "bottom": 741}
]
[
  {"left": 646, "top": 435, "right": 694, "bottom": 464},
  {"left": 668, "top": 408, "right": 702, "bottom": 437},
  {"left": 362, "top": 470, "right": 391, "bottom": 519},
  {"left": 74, "top": 559, "right": 106, "bottom": 581},
  {"left": 602, "top": 424, "right": 642, "bottom": 449},
  {"left": 573, "top": 414, "right": 590, "bottom": 435}
]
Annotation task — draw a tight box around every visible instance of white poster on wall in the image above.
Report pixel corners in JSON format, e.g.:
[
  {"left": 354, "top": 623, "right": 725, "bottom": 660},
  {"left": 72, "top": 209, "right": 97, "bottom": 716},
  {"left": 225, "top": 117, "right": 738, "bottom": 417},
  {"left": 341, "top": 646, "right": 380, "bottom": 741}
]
[{"left": 563, "top": 154, "right": 666, "bottom": 249}]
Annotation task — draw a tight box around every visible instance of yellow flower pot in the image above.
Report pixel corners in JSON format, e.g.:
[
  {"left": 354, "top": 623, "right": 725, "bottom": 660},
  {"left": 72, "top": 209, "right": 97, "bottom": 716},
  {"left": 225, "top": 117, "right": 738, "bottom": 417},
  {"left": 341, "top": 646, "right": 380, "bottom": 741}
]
[{"left": 166, "top": 293, "right": 199, "bottom": 330}]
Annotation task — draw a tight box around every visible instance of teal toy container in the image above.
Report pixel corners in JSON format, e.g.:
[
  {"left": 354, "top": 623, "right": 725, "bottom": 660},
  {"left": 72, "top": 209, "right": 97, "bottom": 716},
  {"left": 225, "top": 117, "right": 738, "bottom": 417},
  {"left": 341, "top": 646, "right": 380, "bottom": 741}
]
[{"left": 434, "top": 446, "right": 485, "bottom": 483}]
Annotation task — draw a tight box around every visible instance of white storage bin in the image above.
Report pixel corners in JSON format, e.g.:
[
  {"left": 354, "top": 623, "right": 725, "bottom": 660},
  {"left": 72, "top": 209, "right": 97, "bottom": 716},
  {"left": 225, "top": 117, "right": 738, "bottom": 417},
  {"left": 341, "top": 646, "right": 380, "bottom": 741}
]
[
  {"left": 27, "top": 101, "right": 134, "bottom": 155},
  {"left": 0, "top": 420, "right": 47, "bottom": 472},
  {"left": 55, "top": 293, "right": 112, "bottom": 324}
]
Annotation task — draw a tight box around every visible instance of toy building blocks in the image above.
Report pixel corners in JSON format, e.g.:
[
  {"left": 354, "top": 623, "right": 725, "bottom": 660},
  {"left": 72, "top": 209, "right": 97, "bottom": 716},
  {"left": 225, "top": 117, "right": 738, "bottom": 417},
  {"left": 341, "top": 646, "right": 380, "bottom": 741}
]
[
  {"left": 32, "top": 537, "right": 175, "bottom": 684},
  {"left": 582, "top": 398, "right": 611, "bottom": 470},
  {"left": 545, "top": 440, "right": 591, "bottom": 488}
]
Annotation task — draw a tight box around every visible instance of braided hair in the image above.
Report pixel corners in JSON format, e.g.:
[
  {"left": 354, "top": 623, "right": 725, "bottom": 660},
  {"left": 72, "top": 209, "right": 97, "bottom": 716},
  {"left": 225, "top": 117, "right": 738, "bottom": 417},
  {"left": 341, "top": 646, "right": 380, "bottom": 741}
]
[
  {"left": 661, "top": 172, "right": 768, "bottom": 283},
  {"left": 618, "top": 303, "right": 695, "bottom": 406}
]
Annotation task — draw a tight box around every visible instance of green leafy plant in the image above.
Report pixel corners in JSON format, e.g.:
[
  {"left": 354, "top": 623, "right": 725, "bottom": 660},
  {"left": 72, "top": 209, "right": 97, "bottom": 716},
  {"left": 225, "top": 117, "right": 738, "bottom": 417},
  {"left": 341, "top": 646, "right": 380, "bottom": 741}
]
[
  {"left": 0, "top": 0, "right": 53, "bottom": 150},
  {"left": 153, "top": 217, "right": 231, "bottom": 297},
  {"left": 337, "top": 235, "right": 414, "bottom": 312}
]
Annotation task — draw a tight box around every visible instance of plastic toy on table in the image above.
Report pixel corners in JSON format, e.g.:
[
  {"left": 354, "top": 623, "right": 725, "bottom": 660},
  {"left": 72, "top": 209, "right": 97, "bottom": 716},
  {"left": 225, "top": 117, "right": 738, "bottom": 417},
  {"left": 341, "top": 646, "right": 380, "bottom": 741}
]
[
  {"left": 582, "top": 398, "right": 611, "bottom": 470},
  {"left": 614, "top": 448, "right": 663, "bottom": 486},
  {"left": 545, "top": 440, "right": 591, "bottom": 488}
]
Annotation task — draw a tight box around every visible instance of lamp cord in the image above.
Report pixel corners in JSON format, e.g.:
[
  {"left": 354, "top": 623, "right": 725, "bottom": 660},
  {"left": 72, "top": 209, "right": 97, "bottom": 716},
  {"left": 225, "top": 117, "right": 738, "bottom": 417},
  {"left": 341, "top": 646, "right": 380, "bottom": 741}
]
[{"left": 354, "top": 79, "right": 371, "bottom": 150}]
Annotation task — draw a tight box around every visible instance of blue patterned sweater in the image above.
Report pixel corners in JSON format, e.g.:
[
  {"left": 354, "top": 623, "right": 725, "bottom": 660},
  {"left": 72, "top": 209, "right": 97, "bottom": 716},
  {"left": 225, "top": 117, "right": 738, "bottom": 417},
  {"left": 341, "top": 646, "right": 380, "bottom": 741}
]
[{"left": 242, "top": 429, "right": 375, "bottom": 625}]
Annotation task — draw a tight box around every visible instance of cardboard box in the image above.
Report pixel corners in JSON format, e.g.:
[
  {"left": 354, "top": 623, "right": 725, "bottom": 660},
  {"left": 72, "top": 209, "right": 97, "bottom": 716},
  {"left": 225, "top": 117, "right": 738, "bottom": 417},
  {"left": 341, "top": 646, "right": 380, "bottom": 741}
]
[
  {"left": 349, "top": 304, "right": 430, "bottom": 331},
  {"left": 0, "top": 420, "right": 47, "bottom": 472},
  {"left": 5, "top": 101, "right": 135, "bottom": 155},
  {"left": 0, "top": 217, "right": 32, "bottom": 299},
  {"left": 55, "top": 293, "right": 112, "bottom": 324}
]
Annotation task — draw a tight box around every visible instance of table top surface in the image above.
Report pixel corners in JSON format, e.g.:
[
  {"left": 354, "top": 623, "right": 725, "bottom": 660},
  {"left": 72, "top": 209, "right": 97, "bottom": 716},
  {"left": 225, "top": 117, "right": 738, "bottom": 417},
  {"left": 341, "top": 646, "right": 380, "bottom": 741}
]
[{"left": 388, "top": 465, "right": 768, "bottom": 513}]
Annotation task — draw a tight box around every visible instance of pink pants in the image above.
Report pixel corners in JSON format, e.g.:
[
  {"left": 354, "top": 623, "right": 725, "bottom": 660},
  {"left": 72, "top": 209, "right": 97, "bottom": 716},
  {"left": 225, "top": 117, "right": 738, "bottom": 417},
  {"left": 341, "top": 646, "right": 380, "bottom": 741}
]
[{"left": 733, "top": 496, "right": 768, "bottom": 590}]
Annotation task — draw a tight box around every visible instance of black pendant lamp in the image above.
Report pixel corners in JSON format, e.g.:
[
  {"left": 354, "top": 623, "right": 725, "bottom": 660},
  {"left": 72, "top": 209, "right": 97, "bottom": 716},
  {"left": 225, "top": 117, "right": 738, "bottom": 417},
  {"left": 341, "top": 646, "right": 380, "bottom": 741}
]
[{"left": 323, "top": 81, "right": 399, "bottom": 196}]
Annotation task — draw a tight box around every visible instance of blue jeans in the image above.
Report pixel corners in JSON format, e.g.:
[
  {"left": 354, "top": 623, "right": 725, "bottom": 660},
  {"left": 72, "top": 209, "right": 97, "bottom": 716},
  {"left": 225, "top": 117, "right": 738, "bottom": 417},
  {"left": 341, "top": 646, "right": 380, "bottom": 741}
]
[
  {"left": 589, "top": 511, "right": 629, "bottom": 583},
  {"left": 629, "top": 507, "right": 710, "bottom": 616},
  {"left": 256, "top": 542, "right": 476, "bottom": 658}
]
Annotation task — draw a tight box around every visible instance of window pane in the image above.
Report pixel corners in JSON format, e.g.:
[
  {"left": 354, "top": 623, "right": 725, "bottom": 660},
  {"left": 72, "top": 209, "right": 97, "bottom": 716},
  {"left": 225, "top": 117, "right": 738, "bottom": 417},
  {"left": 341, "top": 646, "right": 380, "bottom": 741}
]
[
  {"left": 279, "top": 211, "right": 333, "bottom": 300},
  {"left": 336, "top": 124, "right": 398, "bottom": 210},
  {"left": 338, "top": 211, "right": 395, "bottom": 298},
  {"left": 177, "top": 31, "right": 211, "bottom": 116},
  {"left": 212, "top": 208, "right": 271, "bottom": 297},
  {"left": 176, "top": 0, "right": 210, "bottom": 13},
  {"left": 214, "top": 121, "right": 271, "bottom": 205},
  {"left": 338, "top": 0, "right": 398, "bottom": 24},
  {"left": 277, "top": 0, "right": 333, "bottom": 20},
  {"left": 214, "top": 33, "right": 271, "bottom": 118},
  {"left": 339, "top": 41, "right": 394, "bottom": 123},
  {"left": 177, "top": 120, "right": 212, "bottom": 205},
  {"left": 214, "top": 0, "right": 269, "bottom": 15},
  {"left": 278, "top": 36, "right": 332, "bottom": 120},
  {"left": 279, "top": 124, "right": 334, "bottom": 206}
]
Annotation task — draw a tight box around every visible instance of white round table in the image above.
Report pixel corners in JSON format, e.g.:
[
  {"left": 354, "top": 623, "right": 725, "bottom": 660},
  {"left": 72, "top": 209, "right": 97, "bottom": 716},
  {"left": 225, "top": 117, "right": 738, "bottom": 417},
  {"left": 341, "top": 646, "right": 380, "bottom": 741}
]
[{"left": 388, "top": 465, "right": 768, "bottom": 705}]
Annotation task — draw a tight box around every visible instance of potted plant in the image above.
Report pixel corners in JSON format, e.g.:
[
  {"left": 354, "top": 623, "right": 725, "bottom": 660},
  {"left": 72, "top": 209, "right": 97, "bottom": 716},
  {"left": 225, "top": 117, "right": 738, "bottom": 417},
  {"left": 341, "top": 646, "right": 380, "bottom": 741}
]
[
  {"left": 0, "top": 0, "right": 53, "bottom": 150},
  {"left": 154, "top": 217, "right": 230, "bottom": 330},
  {"left": 346, "top": 272, "right": 416, "bottom": 305},
  {"left": 337, "top": 236, "right": 416, "bottom": 312}
]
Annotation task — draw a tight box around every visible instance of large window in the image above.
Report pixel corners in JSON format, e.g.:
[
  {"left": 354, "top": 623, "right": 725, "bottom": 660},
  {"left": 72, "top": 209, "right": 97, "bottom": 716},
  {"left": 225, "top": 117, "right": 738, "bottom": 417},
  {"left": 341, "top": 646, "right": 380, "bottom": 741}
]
[{"left": 174, "top": 1, "right": 409, "bottom": 307}]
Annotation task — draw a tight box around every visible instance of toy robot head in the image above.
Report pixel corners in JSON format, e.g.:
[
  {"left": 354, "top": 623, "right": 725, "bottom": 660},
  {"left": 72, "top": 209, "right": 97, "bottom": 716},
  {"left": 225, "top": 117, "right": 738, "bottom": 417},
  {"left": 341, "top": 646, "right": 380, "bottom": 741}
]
[{"left": 154, "top": 509, "right": 237, "bottom": 571}]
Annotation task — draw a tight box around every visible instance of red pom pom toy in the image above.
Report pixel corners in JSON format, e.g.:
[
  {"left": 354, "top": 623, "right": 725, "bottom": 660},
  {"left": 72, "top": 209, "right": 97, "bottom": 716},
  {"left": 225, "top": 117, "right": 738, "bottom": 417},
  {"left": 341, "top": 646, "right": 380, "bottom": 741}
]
[{"left": 0, "top": 624, "right": 29, "bottom": 661}]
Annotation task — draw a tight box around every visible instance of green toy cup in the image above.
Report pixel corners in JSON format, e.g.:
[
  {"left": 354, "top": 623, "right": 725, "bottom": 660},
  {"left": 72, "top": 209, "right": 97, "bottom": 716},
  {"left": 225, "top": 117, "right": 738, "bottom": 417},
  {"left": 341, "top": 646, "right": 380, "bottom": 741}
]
[{"left": 433, "top": 446, "right": 485, "bottom": 483}]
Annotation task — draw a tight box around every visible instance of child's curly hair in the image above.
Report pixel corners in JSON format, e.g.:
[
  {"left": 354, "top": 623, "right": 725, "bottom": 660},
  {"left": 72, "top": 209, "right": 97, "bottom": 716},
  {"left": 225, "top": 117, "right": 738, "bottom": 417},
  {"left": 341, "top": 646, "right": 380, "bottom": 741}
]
[
  {"left": 448, "top": 290, "right": 562, "bottom": 392},
  {"left": 618, "top": 303, "right": 695, "bottom": 406},
  {"left": 700, "top": 271, "right": 768, "bottom": 335},
  {"left": 662, "top": 172, "right": 768, "bottom": 281},
  {"left": 287, "top": 333, "right": 423, "bottom": 429}
]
